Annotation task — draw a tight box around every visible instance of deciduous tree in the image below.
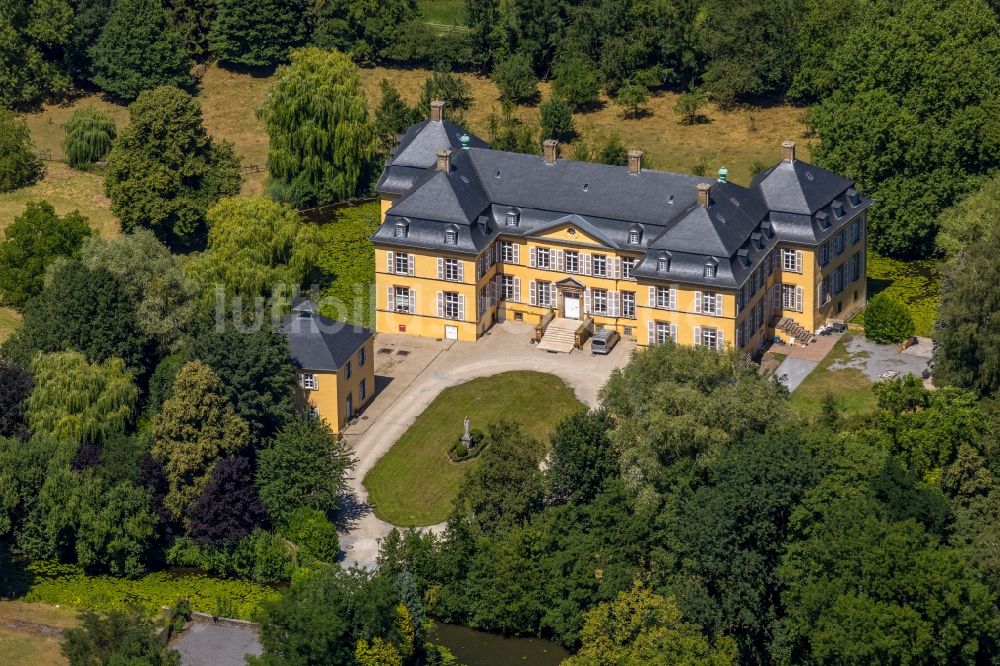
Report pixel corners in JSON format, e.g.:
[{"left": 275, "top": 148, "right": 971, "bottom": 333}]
[
  {"left": 0, "top": 360, "right": 31, "bottom": 440},
  {"left": 61, "top": 608, "right": 180, "bottom": 666},
  {"left": 89, "top": 0, "right": 192, "bottom": 101},
  {"left": 187, "top": 455, "right": 268, "bottom": 546},
  {"left": 256, "top": 415, "right": 354, "bottom": 523},
  {"left": 539, "top": 96, "right": 575, "bottom": 143},
  {"left": 312, "top": 0, "right": 422, "bottom": 64},
  {"left": 151, "top": 360, "right": 250, "bottom": 519},
  {"left": 104, "top": 86, "right": 241, "bottom": 248},
  {"left": 373, "top": 79, "right": 422, "bottom": 158},
  {"left": 0, "top": 200, "right": 90, "bottom": 307},
  {"left": 0, "top": 110, "right": 41, "bottom": 191},
  {"left": 807, "top": 0, "right": 1000, "bottom": 257},
  {"left": 187, "top": 196, "right": 320, "bottom": 302},
  {"left": 552, "top": 54, "right": 602, "bottom": 110},
  {"left": 259, "top": 48, "right": 375, "bottom": 207},
  {"left": 75, "top": 478, "right": 155, "bottom": 577},
  {"left": 0, "top": 0, "right": 72, "bottom": 108},
  {"left": 27, "top": 351, "right": 137, "bottom": 444},
  {"left": 492, "top": 52, "right": 538, "bottom": 104},
  {"left": 864, "top": 292, "right": 915, "bottom": 344},
  {"left": 62, "top": 107, "right": 116, "bottom": 169},
  {"left": 209, "top": 0, "right": 306, "bottom": 67}
]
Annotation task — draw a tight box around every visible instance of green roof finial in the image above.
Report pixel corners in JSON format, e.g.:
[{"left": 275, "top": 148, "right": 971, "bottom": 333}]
[
  {"left": 460, "top": 134, "right": 471, "bottom": 150},
  {"left": 718, "top": 166, "right": 728, "bottom": 183}
]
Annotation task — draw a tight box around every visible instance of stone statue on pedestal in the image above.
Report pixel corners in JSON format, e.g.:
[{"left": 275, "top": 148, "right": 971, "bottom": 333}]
[{"left": 461, "top": 416, "right": 472, "bottom": 450}]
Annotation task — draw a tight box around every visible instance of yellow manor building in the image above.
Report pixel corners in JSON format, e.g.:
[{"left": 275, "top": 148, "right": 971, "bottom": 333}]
[{"left": 372, "top": 101, "right": 871, "bottom": 354}]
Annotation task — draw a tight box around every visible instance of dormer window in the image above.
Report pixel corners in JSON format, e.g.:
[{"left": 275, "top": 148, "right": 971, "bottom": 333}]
[
  {"left": 394, "top": 219, "right": 409, "bottom": 238},
  {"left": 704, "top": 258, "right": 718, "bottom": 278},
  {"left": 847, "top": 187, "right": 860, "bottom": 205},
  {"left": 832, "top": 200, "right": 845, "bottom": 218},
  {"left": 505, "top": 208, "right": 520, "bottom": 227},
  {"left": 657, "top": 252, "right": 671, "bottom": 272},
  {"left": 737, "top": 248, "right": 751, "bottom": 268},
  {"left": 628, "top": 225, "right": 643, "bottom": 245},
  {"left": 815, "top": 210, "right": 830, "bottom": 229},
  {"left": 761, "top": 220, "right": 773, "bottom": 238},
  {"left": 751, "top": 232, "right": 762, "bottom": 250},
  {"left": 445, "top": 226, "right": 458, "bottom": 245}
]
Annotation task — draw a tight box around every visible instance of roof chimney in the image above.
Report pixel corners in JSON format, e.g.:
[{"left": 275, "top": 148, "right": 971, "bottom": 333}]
[
  {"left": 543, "top": 139, "right": 558, "bottom": 165},
  {"left": 628, "top": 150, "right": 643, "bottom": 175},
  {"left": 781, "top": 140, "right": 796, "bottom": 162},
  {"left": 697, "top": 182, "right": 711, "bottom": 207},
  {"left": 436, "top": 148, "right": 452, "bottom": 173},
  {"left": 430, "top": 100, "right": 445, "bottom": 122}
]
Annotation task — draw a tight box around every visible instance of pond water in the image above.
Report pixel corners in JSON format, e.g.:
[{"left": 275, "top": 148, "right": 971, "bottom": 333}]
[{"left": 430, "top": 624, "right": 569, "bottom": 666}]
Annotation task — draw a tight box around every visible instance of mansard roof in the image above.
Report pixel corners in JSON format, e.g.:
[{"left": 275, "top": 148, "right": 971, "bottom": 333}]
[
  {"left": 373, "top": 118, "right": 872, "bottom": 288},
  {"left": 375, "top": 118, "right": 488, "bottom": 196}
]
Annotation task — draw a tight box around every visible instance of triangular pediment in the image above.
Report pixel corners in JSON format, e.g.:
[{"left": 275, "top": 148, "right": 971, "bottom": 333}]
[
  {"left": 530, "top": 214, "right": 618, "bottom": 249},
  {"left": 556, "top": 277, "right": 586, "bottom": 290}
]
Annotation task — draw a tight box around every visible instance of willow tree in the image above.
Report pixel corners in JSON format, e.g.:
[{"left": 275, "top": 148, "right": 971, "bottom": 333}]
[
  {"left": 27, "top": 351, "right": 138, "bottom": 444},
  {"left": 259, "top": 48, "right": 375, "bottom": 208},
  {"left": 187, "top": 196, "right": 319, "bottom": 302},
  {"left": 62, "top": 108, "right": 117, "bottom": 169}
]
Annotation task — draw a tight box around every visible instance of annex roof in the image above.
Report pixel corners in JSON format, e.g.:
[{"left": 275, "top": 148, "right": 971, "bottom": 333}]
[{"left": 282, "top": 312, "right": 373, "bottom": 373}]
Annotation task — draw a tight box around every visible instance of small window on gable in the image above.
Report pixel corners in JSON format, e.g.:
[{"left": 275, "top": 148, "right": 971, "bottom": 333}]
[
  {"left": 751, "top": 231, "right": 762, "bottom": 250},
  {"left": 628, "top": 225, "right": 643, "bottom": 245},
  {"left": 657, "top": 252, "right": 671, "bottom": 272},
  {"left": 847, "top": 187, "right": 860, "bottom": 205},
  {"left": 815, "top": 210, "right": 830, "bottom": 229},
  {"left": 394, "top": 220, "right": 409, "bottom": 238},
  {"left": 832, "top": 200, "right": 845, "bottom": 218},
  {"left": 704, "top": 258, "right": 718, "bottom": 278},
  {"left": 445, "top": 226, "right": 458, "bottom": 245},
  {"left": 505, "top": 208, "right": 520, "bottom": 227}
]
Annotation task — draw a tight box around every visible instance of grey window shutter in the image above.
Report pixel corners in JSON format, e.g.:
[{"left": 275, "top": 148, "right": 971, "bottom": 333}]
[
  {"left": 408, "top": 289, "right": 415, "bottom": 313},
  {"left": 408, "top": 254, "right": 415, "bottom": 276},
  {"left": 694, "top": 326, "right": 701, "bottom": 346},
  {"left": 647, "top": 320, "right": 654, "bottom": 345},
  {"left": 458, "top": 294, "right": 465, "bottom": 320},
  {"left": 669, "top": 288, "right": 677, "bottom": 310},
  {"left": 717, "top": 294, "right": 723, "bottom": 316},
  {"left": 437, "top": 258, "right": 444, "bottom": 279},
  {"left": 550, "top": 283, "right": 556, "bottom": 306},
  {"left": 583, "top": 254, "right": 591, "bottom": 275},
  {"left": 529, "top": 280, "right": 536, "bottom": 306},
  {"left": 694, "top": 291, "right": 702, "bottom": 313},
  {"left": 795, "top": 251, "right": 803, "bottom": 273},
  {"left": 514, "top": 277, "right": 521, "bottom": 303},
  {"left": 529, "top": 246, "right": 537, "bottom": 267},
  {"left": 513, "top": 243, "right": 520, "bottom": 265},
  {"left": 648, "top": 286, "right": 656, "bottom": 307},
  {"left": 795, "top": 286, "right": 803, "bottom": 312},
  {"left": 610, "top": 291, "right": 619, "bottom": 317},
  {"left": 584, "top": 288, "right": 591, "bottom": 313},
  {"left": 387, "top": 251, "right": 394, "bottom": 273},
  {"left": 671, "top": 323, "right": 677, "bottom": 342},
  {"left": 717, "top": 329, "right": 724, "bottom": 350},
  {"left": 387, "top": 286, "right": 394, "bottom": 311},
  {"left": 436, "top": 291, "right": 443, "bottom": 317},
  {"left": 614, "top": 257, "right": 622, "bottom": 279},
  {"left": 457, "top": 261, "right": 464, "bottom": 282}
]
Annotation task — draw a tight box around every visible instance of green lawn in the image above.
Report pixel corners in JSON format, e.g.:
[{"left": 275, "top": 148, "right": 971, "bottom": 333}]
[
  {"left": 418, "top": 0, "right": 466, "bottom": 26},
  {"left": 364, "top": 371, "right": 585, "bottom": 527},
  {"left": 789, "top": 334, "right": 876, "bottom": 420},
  {"left": 0, "top": 626, "right": 66, "bottom": 666}
]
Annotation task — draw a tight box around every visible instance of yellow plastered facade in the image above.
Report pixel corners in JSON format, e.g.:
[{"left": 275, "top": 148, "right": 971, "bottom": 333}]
[
  {"left": 291, "top": 337, "right": 376, "bottom": 433},
  {"left": 374, "top": 196, "right": 867, "bottom": 352}
]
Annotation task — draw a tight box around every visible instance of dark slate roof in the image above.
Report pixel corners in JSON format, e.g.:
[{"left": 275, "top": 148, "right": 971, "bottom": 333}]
[
  {"left": 464, "top": 149, "right": 713, "bottom": 226},
  {"left": 389, "top": 156, "right": 491, "bottom": 225},
  {"left": 375, "top": 119, "right": 488, "bottom": 196},
  {"left": 751, "top": 159, "right": 852, "bottom": 214},
  {"left": 282, "top": 312, "right": 373, "bottom": 372},
  {"left": 652, "top": 181, "right": 768, "bottom": 257}
]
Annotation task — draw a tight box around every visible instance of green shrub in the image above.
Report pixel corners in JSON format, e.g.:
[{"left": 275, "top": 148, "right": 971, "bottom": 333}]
[
  {"left": 492, "top": 52, "right": 538, "bottom": 104},
  {"left": 62, "top": 108, "right": 117, "bottom": 169},
  {"left": 864, "top": 292, "right": 915, "bottom": 344},
  {"left": 280, "top": 508, "right": 339, "bottom": 562},
  {"left": 539, "top": 96, "right": 575, "bottom": 143},
  {"left": 22, "top": 561, "right": 279, "bottom": 620},
  {"left": 166, "top": 531, "right": 296, "bottom": 583}
]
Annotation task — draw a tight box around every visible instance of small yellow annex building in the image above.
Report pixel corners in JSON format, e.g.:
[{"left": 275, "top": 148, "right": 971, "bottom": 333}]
[
  {"left": 283, "top": 298, "right": 375, "bottom": 433},
  {"left": 371, "top": 101, "right": 870, "bottom": 355}
]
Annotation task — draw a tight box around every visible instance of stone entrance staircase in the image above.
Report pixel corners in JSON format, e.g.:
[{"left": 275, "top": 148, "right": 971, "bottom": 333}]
[
  {"left": 537, "top": 317, "right": 579, "bottom": 353},
  {"left": 776, "top": 317, "right": 816, "bottom": 345}
]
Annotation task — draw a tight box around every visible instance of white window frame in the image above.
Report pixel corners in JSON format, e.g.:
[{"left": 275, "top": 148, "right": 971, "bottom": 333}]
[
  {"left": 565, "top": 250, "right": 579, "bottom": 273},
  {"left": 655, "top": 321, "right": 675, "bottom": 344},
  {"left": 536, "top": 247, "right": 551, "bottom": 269},
  {"left": 443, "top": 291, "right": 462, "bottom": 319},
  {"left": 592, "top": 289, "right": 608, "bottom": 314},
  {"left": 621, "top": 291, "right": 636, "bottom": 319},
  {"left": 444, "top": 258, "right": 462, "bottom": 281},
  {"left": 394, "top": 253, "right": 410, "bottom": 275},
  {"left": 622, "top": 257, "right": 636, "bottom": 279},
  {"left": 592, "top": 254, "right": 607, "bottom": 277},
  {"left": 300, "top": 373, "right": 318, "bottom": 391},
  {"left": 500, "top": 241, "right": 517, "bottom": 264}
]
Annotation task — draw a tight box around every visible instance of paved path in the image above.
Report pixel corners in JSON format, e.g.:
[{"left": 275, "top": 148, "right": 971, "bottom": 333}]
[
  {"left": 338, "top": 322, "right": 632, "bottom": 569},
  {"left": 172, "top": 622, "right": 262, "bottom": 666},
  {"left": 774, "top": 357, "right": 819, "bottom": 392}
]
